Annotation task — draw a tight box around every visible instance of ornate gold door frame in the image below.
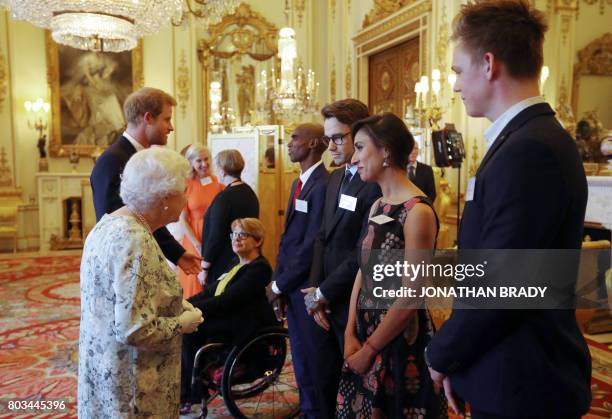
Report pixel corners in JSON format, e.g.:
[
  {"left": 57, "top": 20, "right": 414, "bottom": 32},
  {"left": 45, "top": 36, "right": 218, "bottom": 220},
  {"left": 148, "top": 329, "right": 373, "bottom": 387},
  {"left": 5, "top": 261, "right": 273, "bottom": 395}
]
[{"left": 353, "top": 0, "right": 432, "bottom": 106}]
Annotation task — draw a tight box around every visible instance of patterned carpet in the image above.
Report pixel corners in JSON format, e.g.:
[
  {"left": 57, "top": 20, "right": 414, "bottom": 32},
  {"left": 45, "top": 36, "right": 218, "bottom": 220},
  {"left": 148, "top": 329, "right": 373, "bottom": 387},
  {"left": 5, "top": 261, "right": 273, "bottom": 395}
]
[{"left": 0, "top": 253, "right": 610, "bottom": 418}]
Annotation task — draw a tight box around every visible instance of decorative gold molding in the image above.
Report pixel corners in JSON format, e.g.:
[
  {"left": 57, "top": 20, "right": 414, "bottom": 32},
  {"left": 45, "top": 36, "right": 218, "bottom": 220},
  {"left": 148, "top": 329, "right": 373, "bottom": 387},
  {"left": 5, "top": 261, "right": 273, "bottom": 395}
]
[
  {"left": 435, "top": 2, "right": 449, "bottom": 94},
  {"left": 347, "top": 0, "right": 351, "bottom": 13},
  {"left": 360, "top": 20, "right": 420, "bottom": 57},
  {"left": 555, "top": 0, "right": 579, "bottom": 11},
  {"left": 0, "top": 147, "right": 13, "bottom": 187},
  {"left": 468, "top": 140, "right": 480, "bottom": 178},
  {"left": 295, "top": 0, "right": 306, "bottom": 26},
  {"left": 330, "top": 58, "right": 337, "bottom": 101},
  {"left": 176, "top": 50, "right": 190, "bottom": 119},
  {"left": 354, "top": 0, "right": 431, "bottom": 47},
  {"left": 197, "top": 3, "right": 278, "bottom": 63},
  {"left": 560, "top": 14, "right": 572, "bottom": 45},
  {"left": 578, "top": 0, "right": 612, "bottom": 17},
  {"left": 571, "top": 32, "right": 612, "bottom": 115},
  {"left": 556, "top": 75, "right": 576, "bottom": 135},
  {"left": 0, "top": 45, "right": 6, "bottom": 114},
  {"left": 362, "top": 0, "right": 418, "bottom": 28},
  {"left": 331, "top": 0, "right": 336, "bottom": 22},
  {"left": 345, "top": 51, "right": 352, "bottom": 96}
]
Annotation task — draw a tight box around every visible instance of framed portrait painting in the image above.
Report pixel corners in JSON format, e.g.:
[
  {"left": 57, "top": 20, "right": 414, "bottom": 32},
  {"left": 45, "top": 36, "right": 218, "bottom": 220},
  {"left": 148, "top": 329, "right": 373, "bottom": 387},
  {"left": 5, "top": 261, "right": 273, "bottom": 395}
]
[{"left": 46, "top": 32, "right": 143, "bottom": 157}]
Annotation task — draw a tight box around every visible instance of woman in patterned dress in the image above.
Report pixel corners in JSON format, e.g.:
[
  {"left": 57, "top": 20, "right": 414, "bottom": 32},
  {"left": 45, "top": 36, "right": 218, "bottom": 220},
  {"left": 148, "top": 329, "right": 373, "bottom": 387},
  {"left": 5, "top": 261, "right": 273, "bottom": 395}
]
[
  {"left": 336, "top": 113, "right": 447, "bottom": 418},
  {"left": 78, "top": 147, "right": 204, "bottom": 418},
  {"left": 178, "top": 144, "right": 224, "bottom": 298}
]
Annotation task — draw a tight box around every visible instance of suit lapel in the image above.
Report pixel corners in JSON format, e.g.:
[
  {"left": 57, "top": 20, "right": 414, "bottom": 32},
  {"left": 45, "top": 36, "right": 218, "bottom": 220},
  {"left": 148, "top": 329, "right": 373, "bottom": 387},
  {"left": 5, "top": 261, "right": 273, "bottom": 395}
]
[
  {"left": 476, "top": 103, "right": 555, "bottom": 176},
  {"left": 325, "top": 173, "right": 366, "bottom": 240},
  {"left": 285, "top": 179, "right": 298, "bottom": 226},
  {"left": 118, "top": 136, "right": 137, "bottom": 157},
  {"left": 286, "top": 163, "right": 326, "bottom": 225}
]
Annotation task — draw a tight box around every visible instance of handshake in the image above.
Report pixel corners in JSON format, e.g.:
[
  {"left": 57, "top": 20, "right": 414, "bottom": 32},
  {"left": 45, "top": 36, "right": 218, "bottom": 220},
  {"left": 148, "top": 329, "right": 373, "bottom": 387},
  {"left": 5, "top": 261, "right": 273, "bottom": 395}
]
[{"left": 179, "top": 300, "right": 204, "bottom": 334}]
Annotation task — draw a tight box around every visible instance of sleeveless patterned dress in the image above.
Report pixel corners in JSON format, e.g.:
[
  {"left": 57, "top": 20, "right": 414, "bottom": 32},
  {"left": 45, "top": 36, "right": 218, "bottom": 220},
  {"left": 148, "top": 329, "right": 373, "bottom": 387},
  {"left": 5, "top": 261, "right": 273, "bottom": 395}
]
[{"left": 336, "top": 197, "right": 447, "bottom": 419}]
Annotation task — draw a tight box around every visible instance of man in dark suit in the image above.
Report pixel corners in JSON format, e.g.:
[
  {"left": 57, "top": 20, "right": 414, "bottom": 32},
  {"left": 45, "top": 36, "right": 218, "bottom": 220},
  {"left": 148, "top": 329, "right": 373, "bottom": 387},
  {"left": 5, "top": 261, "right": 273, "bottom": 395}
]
[
  {"left": 425, "top": 2, "right": 591, "bottom": 418},
  {"left": 267, "top": 123, "right": 329, "bottom": 418},
  {"left": 90, "top": 87, "right": 201, "bottom": 274},
  {"left": 300, "top": 99, "right": 380, "bottom": 418},
  {"left": 407, "top": 143, "right": 436, "bottom": 202}
]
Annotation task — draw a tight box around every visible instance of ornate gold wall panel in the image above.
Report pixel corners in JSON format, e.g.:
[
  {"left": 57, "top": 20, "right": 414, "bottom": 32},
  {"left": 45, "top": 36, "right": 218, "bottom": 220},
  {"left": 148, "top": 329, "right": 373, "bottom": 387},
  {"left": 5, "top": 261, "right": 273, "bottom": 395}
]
[
  {"left": 176, "top": 49, "right": 190, "bottom": 119},
  {"left": 0, "top": 45, "right": 6, "bottom": 113}
]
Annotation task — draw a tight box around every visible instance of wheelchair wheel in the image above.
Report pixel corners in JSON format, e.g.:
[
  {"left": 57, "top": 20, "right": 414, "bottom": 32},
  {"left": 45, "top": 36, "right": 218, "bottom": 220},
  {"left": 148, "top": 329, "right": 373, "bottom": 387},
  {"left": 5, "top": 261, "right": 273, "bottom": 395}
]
[
  {"left": 192, "top": 342, "right": 231, "bottom": 410},
  {"left": 221, "top": 327, "right": 300, "bottom": 418}
]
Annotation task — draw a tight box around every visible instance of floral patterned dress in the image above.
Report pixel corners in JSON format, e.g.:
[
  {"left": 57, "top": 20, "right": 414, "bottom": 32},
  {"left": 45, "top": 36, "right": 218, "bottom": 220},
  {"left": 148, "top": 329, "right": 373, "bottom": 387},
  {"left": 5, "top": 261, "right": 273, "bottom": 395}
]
[
  {"left": 78, "top": 214, "right": 184, "bottom": 418},
  {"left": 336, "top": 197, "right": 447, "bottom": 419}
]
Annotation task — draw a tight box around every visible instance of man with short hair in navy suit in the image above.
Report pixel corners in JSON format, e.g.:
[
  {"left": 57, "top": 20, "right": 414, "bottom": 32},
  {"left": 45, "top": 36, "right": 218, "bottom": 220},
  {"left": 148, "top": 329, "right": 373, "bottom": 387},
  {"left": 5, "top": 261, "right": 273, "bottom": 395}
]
[
  {"left": 425, "top": 1, "right": 591, "bottom": 418},
  {"left": 90, "top": 87, "right": 201, "bottom": 275},
  {"left": 407, "top": 143, "right": 436, "bottom": 202},
  {"left": 267, "top": 123, "right": 329, "bottom": 418},
  {"left": 301, "top": 99, "right": 381, "bottom": 418}
]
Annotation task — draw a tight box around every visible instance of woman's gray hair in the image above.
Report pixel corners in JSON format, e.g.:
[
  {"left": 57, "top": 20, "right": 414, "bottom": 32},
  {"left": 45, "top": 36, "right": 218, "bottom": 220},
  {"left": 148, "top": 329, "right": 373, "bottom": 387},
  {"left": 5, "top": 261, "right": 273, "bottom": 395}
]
[{"left": 120, "top": 147, "right": 190, "bottom": 212}]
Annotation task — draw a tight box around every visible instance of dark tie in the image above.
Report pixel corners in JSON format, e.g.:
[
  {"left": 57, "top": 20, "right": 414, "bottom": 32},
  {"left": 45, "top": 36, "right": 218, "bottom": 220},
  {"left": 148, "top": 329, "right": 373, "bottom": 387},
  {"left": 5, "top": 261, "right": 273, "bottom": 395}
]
[
  {"left": 293, "top": 178, "right": 303, "bottom": 205},
  {"left": 339, "top": 169, "right": 353, "bottom": 200},
  {"left": 408, "top": 165, "right": 416, "bottom": 181}
]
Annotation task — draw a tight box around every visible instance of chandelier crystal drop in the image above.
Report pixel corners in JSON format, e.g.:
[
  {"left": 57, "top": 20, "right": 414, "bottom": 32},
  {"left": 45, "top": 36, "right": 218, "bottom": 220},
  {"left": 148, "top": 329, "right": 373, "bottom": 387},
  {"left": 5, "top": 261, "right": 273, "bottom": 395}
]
[{"left": 3, "top": 0, "right": 183, "bottom": 52}]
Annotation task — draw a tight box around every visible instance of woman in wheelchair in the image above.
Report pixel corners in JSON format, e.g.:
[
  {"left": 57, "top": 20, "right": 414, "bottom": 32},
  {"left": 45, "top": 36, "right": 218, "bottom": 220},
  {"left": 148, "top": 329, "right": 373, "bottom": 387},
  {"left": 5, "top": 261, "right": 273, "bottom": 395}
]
[{"left": 180, "top": 217, "right": 277, "bottom": 414}]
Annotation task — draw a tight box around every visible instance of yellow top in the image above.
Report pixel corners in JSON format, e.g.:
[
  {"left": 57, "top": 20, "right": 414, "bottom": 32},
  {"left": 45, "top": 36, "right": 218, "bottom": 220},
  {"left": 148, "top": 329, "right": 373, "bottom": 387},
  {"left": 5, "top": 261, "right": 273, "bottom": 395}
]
[{"left": 214, "top": 264, "right": 243, "bottom": 296}]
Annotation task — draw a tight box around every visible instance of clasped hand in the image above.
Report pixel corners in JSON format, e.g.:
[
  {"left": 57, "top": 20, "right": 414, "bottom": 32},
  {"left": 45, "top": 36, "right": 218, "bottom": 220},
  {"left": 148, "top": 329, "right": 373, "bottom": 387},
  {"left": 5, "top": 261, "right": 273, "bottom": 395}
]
[{"left": 179, "top": 300, "right": 203, "bottom": 334}]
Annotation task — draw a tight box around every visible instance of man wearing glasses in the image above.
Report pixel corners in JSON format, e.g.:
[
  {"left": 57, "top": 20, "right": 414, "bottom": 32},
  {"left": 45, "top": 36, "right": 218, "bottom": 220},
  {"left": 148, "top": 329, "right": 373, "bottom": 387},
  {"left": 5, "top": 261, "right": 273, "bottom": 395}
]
[{"left": 302, "top": 99, "right": 381, "bottom": 418}]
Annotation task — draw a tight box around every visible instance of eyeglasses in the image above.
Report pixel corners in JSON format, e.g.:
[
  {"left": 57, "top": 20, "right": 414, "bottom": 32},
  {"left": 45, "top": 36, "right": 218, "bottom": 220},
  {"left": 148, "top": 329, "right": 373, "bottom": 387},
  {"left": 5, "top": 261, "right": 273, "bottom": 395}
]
[
  {"left": 322, "top": 132, "right": 351, "bottom": 145},
  {"left": 230, "top": 231, "right": 254, "bottom": 240}
]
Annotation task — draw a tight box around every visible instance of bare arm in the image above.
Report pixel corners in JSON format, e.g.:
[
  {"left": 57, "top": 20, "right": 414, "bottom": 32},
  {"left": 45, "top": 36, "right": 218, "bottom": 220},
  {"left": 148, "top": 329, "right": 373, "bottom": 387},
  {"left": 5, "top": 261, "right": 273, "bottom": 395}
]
[{"left": 179, "top": 209, "right": 201, "bottom": 254}]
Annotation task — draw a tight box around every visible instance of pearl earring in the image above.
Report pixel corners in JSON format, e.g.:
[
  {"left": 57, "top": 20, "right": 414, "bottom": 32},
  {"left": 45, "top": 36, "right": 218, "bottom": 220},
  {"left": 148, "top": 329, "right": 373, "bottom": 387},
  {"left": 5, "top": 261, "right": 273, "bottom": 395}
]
[
  {"left": 383, "top": 158, "right": 389, "bottom": 168},
  {"left": 163, "top": 206, "right": 168, "bottom": 210}
]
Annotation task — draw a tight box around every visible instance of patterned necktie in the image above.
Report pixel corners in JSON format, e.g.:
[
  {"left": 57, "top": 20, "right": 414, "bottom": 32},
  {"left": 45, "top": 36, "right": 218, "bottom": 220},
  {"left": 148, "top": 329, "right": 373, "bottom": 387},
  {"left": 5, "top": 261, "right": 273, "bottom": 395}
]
[
  {"left": 408, "top": 165, "right": 416, "bottom": 181},
  {"left": 293, "top": 178, "right": 303, "bottom": 205},
  {"left": 339, "top": 168, "right": 353, "bottom": 201}
]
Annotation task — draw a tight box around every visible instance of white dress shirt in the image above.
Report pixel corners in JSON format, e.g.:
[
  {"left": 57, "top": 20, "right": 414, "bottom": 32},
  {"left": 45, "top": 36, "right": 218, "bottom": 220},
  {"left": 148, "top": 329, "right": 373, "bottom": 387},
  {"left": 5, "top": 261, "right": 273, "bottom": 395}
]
[{"left": 484, "top": 96, "right": 546, "bottom": 151}]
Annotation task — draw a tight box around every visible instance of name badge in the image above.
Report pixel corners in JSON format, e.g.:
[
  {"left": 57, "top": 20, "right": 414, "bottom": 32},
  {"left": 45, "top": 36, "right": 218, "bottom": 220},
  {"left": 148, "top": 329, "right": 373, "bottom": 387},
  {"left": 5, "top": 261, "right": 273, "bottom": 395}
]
[
  {"left": 466, "top": 177, "right": 476, "bottom": 202},
  {"left": 295, "top": 199, "right": 308, "bottom": 213},
  {"left": 369, "top": 214, "right": 395, "bottom": 225},
  {"left": 339, "top": 194, "right": 357, "bottom": 212},
  {"left": 200, "top": 176, "right": 213, "bottom": 186}
]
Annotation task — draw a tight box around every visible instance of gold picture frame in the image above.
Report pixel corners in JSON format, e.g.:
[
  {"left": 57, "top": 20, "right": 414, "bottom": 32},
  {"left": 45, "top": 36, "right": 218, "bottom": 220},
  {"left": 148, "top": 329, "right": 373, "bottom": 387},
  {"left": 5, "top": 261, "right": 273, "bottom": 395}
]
[{"left": 46, "top": 32, "right": 143, "bottom": 157}]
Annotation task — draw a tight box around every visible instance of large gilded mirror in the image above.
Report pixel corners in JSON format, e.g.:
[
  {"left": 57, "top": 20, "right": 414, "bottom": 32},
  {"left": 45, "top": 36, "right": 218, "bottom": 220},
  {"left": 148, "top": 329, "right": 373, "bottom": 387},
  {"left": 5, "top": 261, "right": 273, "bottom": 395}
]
[
  {"left": 197, "top": 3, "right": 279, "bottom": 137},
  {"left": 572, "top": 33, "right": 612, "bottom": 131}
]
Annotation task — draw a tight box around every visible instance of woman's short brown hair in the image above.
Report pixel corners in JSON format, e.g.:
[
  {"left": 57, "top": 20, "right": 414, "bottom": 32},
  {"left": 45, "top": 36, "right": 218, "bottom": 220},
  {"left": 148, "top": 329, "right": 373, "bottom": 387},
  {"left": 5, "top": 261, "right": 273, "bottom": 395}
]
[
  {"left": 451, "top": 0, "right": 547, "bottom": 80},
  {"left": 231, "top": 218, "right": 265, "bottom": 248},
  {"left": 215, "top": 149, "right": 245, "bottom": 178},
  {"left": 123, "top": 87, "right": 177, "bottom": 124},
  {"left": 351, "top": 113, "right": 414, "bottom": 169}
]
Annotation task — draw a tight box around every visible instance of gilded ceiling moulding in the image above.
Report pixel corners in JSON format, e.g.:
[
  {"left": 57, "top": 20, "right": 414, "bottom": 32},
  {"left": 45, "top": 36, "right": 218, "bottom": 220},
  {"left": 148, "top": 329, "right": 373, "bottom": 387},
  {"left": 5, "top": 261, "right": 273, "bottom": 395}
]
[{"left": 354, "top": 0, "right": 432, "bottom": 47}]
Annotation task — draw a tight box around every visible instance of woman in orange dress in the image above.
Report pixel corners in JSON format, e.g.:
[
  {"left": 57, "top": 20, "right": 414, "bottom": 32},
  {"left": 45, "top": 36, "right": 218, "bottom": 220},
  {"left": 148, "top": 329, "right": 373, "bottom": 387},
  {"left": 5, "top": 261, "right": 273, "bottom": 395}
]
[{"left": 179, "top": 144, "right": 224, "bottom": 298}]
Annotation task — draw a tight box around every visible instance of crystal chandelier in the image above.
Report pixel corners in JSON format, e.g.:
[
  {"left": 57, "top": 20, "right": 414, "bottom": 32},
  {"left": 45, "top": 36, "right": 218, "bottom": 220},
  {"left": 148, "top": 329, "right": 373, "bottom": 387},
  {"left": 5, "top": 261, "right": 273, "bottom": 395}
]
[
  {"left": 179, "top": 0, "right": 241, "bottom": 26},
  {"left": 2, "top": 0, "right": 182, "bottom": 52},
  {"left": 257, "top": 27, "right": 319, "bottom": 123}
]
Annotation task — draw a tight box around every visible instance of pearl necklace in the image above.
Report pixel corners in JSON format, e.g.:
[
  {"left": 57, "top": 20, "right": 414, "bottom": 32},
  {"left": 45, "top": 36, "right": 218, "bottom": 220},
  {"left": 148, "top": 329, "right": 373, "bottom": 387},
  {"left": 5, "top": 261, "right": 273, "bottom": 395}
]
[{"left": 128, "top": 207, "right": 152, "bottom": 235}]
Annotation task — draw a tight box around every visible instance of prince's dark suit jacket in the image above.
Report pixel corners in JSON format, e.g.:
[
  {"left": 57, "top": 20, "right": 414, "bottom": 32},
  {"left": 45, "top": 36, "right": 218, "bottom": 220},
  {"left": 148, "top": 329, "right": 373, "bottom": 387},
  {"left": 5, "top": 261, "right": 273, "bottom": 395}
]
[
  {"left": 309, "top": 168, "right": 381, "bottom": 304},
  {"left": 90, "top": 136, "right": 184, "bottom": 264},
  {"left": 426, "top": 103, "right": 591, "bottom": 417}
]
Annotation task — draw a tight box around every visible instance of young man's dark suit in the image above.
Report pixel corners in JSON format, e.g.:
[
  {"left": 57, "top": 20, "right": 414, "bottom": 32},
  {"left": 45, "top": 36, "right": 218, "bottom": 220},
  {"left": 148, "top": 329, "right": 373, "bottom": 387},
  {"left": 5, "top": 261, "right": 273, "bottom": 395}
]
[
  {"left": 273, "top": 162, "right": 328, "bottom": 418},
  {"left": 90, "top": 135, "right": 184, "bottom": 264},
  {"left": 426, "top": 103, "right": 591, "bottom": 417},
  {"left": 411, "top": 161, "right": 436, "bottom": 202},
  {"left": 308, "top": 166, "right": 380, "bottom": 417}
]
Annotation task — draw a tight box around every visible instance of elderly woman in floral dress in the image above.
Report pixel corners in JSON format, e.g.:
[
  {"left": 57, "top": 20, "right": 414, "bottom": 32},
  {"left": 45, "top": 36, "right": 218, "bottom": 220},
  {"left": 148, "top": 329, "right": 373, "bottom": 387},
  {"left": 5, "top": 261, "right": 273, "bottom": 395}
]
[{"left": 78, "top": 147, "right": 203, "bottom": 418}]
